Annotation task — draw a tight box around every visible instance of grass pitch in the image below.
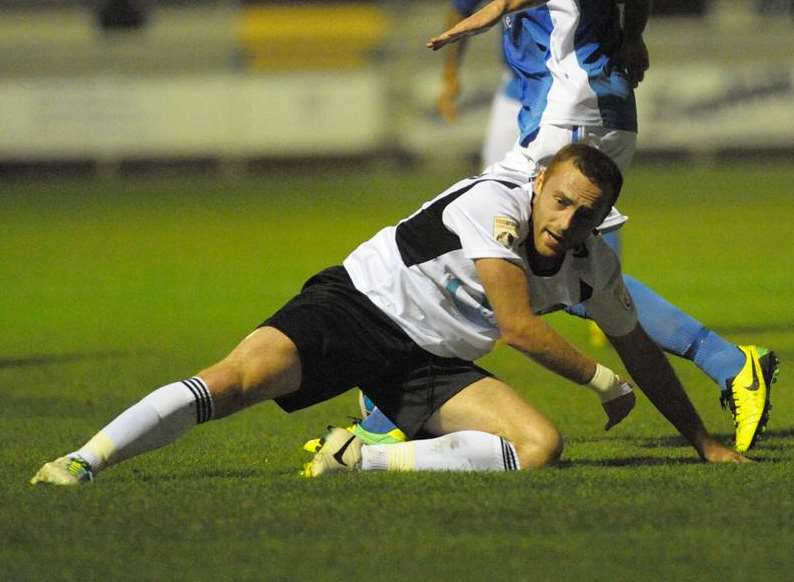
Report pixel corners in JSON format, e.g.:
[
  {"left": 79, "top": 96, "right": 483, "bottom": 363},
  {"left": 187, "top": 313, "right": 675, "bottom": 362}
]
[{"left": 2, "top": 163, "right": 793, "bottom": 581}]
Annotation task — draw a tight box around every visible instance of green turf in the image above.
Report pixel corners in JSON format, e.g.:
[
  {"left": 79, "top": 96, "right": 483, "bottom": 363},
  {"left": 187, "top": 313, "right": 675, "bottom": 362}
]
[{"left": 2, "top": 164, "right": 793, "bottom": 581}]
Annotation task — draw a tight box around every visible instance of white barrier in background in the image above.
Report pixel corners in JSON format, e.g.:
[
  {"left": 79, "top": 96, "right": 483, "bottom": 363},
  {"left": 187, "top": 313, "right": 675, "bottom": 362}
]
[
  {"left": 637, "top": 64, "right": 794, "bottom": 151},
  {"left": 0, "top": 71, "right": 386, "bottom": 159},
  {"left": 0, "top": 64, "right": 791, "bottom": 161}
]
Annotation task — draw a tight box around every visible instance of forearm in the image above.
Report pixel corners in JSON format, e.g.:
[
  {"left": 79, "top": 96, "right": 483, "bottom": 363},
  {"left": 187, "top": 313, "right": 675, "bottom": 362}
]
[
  {"left": 611, "top": 327, "right": 711, "bottom": 455},
  {"left": 505, "top": 317, "right": 597, "bottom": 385},
  {"left": 476, "top": 258, "right": 596, "bottom": 385},
  {"left": 622, "top": 0, "right": 652, "bottom": 40},
  {"left": 428, "top": 0, "right": 547, "bottom": 49}
]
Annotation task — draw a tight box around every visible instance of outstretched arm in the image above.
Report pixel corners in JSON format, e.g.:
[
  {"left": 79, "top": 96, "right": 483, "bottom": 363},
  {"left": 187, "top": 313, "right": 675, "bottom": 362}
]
[
  {"left": 478, "top": 258, "right": 596, "bottom": 382},
  {"left": 427, "top": 0, "right": 548, "bottom": 50},
  {"left": 608, "top": 323, "right": 749, "bottom": 463},
  {"left": 477, "top": 258, "right": 635, "bottom": 430}
]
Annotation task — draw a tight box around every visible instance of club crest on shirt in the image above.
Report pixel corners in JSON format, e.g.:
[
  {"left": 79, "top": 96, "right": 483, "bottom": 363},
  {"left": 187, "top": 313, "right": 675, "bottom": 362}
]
[
  {"left": 615, "top": 280, "right": 633, "bottom": 311},
  {"left": 493, "top": 216, "right": 519, "bottom": 249}
]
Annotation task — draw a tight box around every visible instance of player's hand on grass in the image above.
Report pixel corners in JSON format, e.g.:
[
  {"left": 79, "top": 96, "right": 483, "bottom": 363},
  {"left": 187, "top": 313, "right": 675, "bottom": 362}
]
[
  {"left": 602, "top": 389, "right": 636, "bottom": 431},
  {"left": 616, "top": 36, "right": 649, "bottom": 88},
  {"left": 699, "top": 438, "right": 753, "bottom": 464},
  {"left": 427, "top": 0, "right": 506, "bottom": 50}
]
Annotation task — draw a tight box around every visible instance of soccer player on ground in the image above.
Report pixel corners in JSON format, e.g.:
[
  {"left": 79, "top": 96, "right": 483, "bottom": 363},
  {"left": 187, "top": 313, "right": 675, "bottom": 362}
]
[
  {"left": 345, "top": 0, "right": 778, "bottom": 455},
  {"left": 31, "top": 144, "right": 748, "bottom": 486}
]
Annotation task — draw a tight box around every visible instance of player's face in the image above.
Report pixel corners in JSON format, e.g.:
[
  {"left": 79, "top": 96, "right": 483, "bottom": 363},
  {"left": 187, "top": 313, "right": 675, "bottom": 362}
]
[{"left": 531, "top": 160, "right": 610, "bottom": 258}]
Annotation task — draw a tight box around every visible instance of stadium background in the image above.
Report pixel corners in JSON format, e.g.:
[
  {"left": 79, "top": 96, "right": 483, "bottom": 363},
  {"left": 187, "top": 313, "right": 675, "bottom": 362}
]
[
  {"left": 2, "top": 2, "right": 794, "bottom": 581},
  {"left": 1, "top": 0, "right": 793, "bottom": 173}
]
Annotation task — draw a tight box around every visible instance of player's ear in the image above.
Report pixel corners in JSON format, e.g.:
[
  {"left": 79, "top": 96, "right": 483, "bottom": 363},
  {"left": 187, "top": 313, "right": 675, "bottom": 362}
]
[{"left": 534, "top": 168, "right": 546, "bottom": 193}]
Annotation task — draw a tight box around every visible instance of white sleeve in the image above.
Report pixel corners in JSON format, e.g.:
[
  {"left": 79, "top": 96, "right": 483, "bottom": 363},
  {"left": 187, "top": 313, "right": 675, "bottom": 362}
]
[
  {"left": 441, "top": 181, "right": 527, "bottom": 265},
  {"left": 584, "top": 259, "right": 638, "bottom": 338}
]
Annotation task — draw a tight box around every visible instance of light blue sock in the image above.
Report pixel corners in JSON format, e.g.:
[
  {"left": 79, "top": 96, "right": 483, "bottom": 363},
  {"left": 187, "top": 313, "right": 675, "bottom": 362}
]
[
  {"left": 361, "top": 405, "right": 400, "bottom": 434},
  {"left": 566, "top": 273, "right": 745, "bottom": 391},
  {"left": 621, "top": 275, "right": 745, "bottom": 391}
]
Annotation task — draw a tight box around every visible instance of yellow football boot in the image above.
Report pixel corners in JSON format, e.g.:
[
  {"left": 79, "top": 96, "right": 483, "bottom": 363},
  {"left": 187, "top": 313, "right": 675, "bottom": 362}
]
[
  {"left": 720, "top": 346, "right": 780, "bottom": 452},
  {"left": 303, "top": 427, "right": 363, "bottom": 478},
  {"left": 300, "top": 421, "right": 405, "bottom": 477},
  {"left": 30, "top": 456, "right": 93, "bottom": 486}
]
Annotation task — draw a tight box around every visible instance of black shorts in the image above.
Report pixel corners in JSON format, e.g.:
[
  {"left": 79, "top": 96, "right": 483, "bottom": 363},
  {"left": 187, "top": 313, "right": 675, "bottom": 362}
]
[{"left": 261, "top": 266, "right": 492, "bottom": 438}]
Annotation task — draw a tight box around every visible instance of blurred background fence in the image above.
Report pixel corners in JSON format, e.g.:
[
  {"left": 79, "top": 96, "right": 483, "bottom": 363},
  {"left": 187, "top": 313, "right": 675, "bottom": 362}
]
[{"left": 0, "top": 0, "right": 792, "bottom": 176}]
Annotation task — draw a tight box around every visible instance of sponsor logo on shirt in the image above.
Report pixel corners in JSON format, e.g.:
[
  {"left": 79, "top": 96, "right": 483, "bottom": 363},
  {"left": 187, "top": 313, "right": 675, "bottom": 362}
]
[{"left": 494, "top": 216, "right": 519, "bottom": 249}]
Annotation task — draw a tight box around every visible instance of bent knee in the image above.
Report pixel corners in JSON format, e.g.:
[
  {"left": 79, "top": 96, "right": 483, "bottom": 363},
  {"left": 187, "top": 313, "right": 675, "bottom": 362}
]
[{"left": 515, "top": 426, "right": 563, "bottom": 469}]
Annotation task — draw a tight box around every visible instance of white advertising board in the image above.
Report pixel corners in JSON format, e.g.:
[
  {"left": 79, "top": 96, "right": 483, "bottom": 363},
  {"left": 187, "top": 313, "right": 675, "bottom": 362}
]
[
  {"left": 636, "top": 64, "right": 794, "bottom": 151},
  {"left": 0, "top": 71, "right": 386, "bottom": 159}
]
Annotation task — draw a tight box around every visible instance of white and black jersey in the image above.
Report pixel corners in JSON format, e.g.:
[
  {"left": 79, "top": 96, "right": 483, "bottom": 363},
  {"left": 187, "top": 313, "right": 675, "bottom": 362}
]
[{"left": 344, "top": 172, "right": 638, "bottom": 361}]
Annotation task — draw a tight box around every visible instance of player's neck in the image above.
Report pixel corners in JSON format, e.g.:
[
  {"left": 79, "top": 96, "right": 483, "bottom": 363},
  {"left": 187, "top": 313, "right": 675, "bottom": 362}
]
[{"left": 527, "top": 243, "right": 565, "bottom": 276}]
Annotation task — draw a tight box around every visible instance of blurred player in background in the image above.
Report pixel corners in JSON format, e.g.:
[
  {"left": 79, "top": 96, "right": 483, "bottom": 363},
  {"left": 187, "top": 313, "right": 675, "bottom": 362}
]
[
  {"left": 435, "top": 0, "right": 522, "bottom": 167},
  {"left": 342, "top": 0, "right": 778, "bottom": 456},
  {"left": 31, "top": 145, "right": 748, "bottom": 486}
]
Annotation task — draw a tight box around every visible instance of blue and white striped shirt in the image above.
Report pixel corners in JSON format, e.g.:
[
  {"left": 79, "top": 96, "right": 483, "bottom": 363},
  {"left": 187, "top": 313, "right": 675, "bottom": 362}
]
[{"left": 503, "top": 0, "right": 637, "bottom": 143}]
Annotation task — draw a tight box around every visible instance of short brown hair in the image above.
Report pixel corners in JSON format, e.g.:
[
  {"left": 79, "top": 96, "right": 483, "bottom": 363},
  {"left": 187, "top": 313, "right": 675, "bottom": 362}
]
[{"left": 545, "top": 143, "right": 623, "bottom": 207}]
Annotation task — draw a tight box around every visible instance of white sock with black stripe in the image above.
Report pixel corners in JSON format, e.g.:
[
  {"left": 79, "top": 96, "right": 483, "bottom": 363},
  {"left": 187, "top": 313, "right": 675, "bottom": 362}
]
[
  {"left": 361, "top": 430, "right": 520, "bottom": 472},
  {"left": 69, "top": 377, "right": 214, "bottom": 474}
]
